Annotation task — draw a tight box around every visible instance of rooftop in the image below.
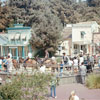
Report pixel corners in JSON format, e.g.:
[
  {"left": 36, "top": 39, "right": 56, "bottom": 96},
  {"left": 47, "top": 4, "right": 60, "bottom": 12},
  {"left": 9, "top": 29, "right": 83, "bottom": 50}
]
[
  {"left": 73, "top": 21, "right": 98, "bottom": 27},
  {"left": 7, "top": 24, "right": 31, "bottom": 30}
]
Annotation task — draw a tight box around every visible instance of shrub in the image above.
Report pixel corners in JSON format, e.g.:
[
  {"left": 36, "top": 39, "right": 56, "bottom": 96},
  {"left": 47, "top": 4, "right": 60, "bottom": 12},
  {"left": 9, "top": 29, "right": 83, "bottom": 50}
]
[
  {"left": 0, "top": 76, "right": 22, "bottom": 100},
  {"left": 86, "top": 74, "right": 100, "bottom": 89},
  {"left": 0, "top": 73, "right": 52, "bottom": 100}
]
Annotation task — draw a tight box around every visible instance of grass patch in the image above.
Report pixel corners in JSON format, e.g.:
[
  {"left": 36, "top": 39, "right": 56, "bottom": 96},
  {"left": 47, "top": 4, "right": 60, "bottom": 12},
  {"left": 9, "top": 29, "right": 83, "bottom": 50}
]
[{"left": 86, "top": 74, "right": 100, "bottom": 89}]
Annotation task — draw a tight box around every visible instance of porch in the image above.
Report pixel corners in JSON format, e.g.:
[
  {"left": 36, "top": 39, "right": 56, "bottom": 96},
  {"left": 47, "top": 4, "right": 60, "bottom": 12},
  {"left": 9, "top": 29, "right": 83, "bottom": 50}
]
[{"left": 0, "top": 45, "right": 32, "bottom": 59}]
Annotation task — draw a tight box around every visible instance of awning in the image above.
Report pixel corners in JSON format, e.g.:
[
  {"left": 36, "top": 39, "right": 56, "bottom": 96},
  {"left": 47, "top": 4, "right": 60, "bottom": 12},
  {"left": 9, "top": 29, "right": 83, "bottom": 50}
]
[
  {"left": 15, "top": 34, "right": 20, "bottom": 39},
  {"left": 21, "top": 34, "right": 26, "bottom": 39}
]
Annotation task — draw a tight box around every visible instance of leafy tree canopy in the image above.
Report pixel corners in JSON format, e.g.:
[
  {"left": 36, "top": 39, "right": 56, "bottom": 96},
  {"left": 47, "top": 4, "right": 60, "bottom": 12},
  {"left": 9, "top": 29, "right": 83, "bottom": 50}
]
[{"left": 1, "top": 0, "right": 100, "bottom": 54}]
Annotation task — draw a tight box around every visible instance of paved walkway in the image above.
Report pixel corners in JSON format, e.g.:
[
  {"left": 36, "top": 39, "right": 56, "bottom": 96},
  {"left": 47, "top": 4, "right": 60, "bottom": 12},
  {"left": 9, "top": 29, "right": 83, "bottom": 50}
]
[{"left": 49, "top": 83, "right": 100, "bottom": 100}]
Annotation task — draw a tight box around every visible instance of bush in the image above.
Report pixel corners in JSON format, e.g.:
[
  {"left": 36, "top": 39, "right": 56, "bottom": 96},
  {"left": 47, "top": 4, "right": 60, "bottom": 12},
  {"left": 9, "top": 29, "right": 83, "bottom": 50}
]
[
  {"left": 86, "top": 74, "right": 100, "bottom": 89},
  {"left": 0, "top": 76, "right": 22, "bottom": 100},
  {"left": 0, "top": 73, "right": 52, "bottom": 100}
]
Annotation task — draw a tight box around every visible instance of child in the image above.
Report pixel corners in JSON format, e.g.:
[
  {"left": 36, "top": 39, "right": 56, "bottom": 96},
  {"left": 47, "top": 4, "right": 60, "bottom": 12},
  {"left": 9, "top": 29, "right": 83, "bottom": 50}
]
[{"left": 69, "top": 91, "right": 79, "bottom": 100}]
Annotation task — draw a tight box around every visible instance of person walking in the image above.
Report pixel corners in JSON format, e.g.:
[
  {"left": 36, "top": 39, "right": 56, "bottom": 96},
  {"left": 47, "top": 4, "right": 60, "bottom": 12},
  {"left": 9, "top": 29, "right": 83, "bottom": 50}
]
[
  {"left": 79, "top": 62, "right": 87, "bottom": 84},
  {"left": 50, "top": 73, "right": 57, "bottom": 98}
]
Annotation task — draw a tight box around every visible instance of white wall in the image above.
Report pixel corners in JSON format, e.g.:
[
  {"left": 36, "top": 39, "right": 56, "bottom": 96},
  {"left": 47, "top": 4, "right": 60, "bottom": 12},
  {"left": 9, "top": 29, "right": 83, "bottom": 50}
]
[{"left": 72, "top": 26, "right": 92, "bottom": 44}]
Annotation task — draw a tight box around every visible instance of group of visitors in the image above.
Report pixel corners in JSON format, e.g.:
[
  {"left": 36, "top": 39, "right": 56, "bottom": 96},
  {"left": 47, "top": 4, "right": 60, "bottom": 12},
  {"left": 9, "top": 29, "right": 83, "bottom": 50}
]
[
  {"left": 0, "top": 53, "right": 13, "bottom": 73},
  {"left": 58, "top": 52, "right": 100, "bottom": 85},
  {"left": 59, "top": 52, "right": 100, "bottom": 74}
]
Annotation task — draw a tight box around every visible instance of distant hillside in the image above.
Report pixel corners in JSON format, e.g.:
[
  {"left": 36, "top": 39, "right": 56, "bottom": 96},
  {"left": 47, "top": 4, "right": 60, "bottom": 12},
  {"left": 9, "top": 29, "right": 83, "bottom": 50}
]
[{"left": 0, "top": 0, "right": 100, "bottom": 30}]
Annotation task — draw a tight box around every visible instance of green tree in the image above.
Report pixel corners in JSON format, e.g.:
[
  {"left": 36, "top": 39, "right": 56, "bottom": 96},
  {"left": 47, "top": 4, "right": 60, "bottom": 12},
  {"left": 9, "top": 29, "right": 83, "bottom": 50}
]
[
  {"left": 0, "top": 73, "right": 53, "bottom": 100},
  {"left": 0, "top": 1, "right": 13, "bottom": 31}
]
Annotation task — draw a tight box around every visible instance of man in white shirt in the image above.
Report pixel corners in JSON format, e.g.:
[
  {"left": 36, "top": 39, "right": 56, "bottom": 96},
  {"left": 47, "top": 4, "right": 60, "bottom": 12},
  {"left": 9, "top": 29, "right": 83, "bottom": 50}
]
[{"left": 73, "top": 57, "right": 78, "bottom": 73}]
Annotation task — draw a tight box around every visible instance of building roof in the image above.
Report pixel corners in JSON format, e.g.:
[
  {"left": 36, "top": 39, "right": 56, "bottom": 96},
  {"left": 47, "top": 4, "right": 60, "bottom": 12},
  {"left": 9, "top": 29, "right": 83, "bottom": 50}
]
[
  {"left": 7, "top": 27, "right": 31, "bottom": 30},
  {"left": 73, "top": 21, "right": 98, "bottom": 27},
  {"left": 76, "top": 21, "right": 97, "bottom": 25},
  {"left": 7, "top": 24, "right": 31, "bottom": 30}
]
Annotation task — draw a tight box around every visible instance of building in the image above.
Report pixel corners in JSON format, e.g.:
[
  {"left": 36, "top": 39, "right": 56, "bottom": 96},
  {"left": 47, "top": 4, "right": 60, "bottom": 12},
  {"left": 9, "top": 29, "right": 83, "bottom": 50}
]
[
  {"left": 57, "top": 21, "right": 99, "bottom": 56},
  {"left": 72, "top": 21, "right": 99, "bottom": 55},
  {"left": 56, "top": 24, "right": 72, "bottom": 56},
  {"left": 0, "top": 24, "right": 32, "bottom": 59}
]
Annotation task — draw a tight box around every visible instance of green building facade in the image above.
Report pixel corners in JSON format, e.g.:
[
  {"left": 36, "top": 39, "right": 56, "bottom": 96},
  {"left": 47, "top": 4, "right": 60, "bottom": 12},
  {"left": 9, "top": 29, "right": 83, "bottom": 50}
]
[{"left": 0, "top": 24, "right": 32, "bottom": 59}]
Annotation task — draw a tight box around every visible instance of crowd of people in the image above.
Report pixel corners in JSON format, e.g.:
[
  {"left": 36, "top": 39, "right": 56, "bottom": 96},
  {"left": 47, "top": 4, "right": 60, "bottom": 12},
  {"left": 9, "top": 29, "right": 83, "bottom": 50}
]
[
  {"left": 50, "top": 52, "right": 100, "bottom": 99},
  {"left": 60, "top": 52, "right": 100, "bottom": 74}
]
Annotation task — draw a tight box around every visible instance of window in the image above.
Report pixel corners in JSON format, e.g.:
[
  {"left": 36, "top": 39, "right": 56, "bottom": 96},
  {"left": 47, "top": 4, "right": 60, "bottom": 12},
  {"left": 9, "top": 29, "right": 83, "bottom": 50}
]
[
  {"left": 81, "top": 31, "right": 86, "bottom": 39},
  {"left": 74, "top": 44, "right": 78, "bottom": 49}
]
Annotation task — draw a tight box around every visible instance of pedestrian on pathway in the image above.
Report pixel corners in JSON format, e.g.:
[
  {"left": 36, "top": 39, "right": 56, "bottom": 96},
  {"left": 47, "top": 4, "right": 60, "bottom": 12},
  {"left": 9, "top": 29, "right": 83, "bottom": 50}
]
[
  {"left": 69, "top": 90, "right": 79, "bottom": 100},
  {"left": 50, "top": 73, "right": 57, "bottom": 98},
  {"left": 79, "top": 62, "right": 87, "bottom": 84}
]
